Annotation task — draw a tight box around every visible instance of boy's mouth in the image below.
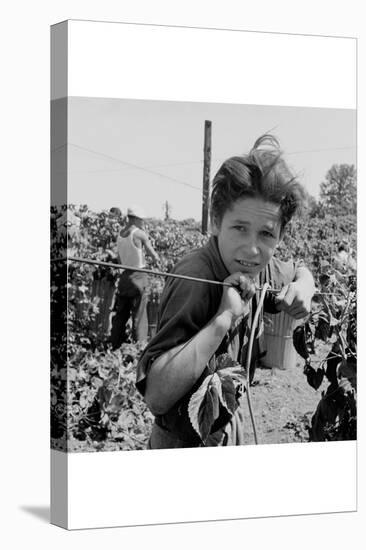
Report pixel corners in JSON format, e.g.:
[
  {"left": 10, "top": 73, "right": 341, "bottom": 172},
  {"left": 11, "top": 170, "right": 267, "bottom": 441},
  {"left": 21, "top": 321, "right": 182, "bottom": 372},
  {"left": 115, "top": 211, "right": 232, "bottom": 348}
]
[{"left": 236, "top": 259, "right": 260, "bottom": 268}]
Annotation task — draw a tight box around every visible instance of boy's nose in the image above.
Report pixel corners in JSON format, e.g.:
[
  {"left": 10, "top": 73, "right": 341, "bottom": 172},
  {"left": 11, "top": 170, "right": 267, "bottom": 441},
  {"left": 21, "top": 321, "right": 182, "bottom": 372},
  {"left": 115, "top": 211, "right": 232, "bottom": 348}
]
[
  {"left": 243, "top": 237, "right": 259, "bottom": 256},
  {"left": 249, "top": 245, "right": 259, "bottom": 256}
]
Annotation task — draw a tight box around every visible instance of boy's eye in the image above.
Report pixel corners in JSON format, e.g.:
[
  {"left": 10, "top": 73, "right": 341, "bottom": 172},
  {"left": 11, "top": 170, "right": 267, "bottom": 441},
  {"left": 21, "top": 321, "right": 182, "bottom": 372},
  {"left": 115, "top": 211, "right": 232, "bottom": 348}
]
[{"left": 261, "top": 230, "right": 275, "bottom": 238}]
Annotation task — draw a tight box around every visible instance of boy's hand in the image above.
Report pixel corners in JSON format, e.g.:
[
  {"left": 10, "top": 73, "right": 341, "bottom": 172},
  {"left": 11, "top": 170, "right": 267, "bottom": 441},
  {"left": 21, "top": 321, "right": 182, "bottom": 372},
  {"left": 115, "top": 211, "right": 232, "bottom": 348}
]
[
  {"left": 275, "top": 281, "right": 314, "bottom": 319},
  {"left": 217, "top": 272, "right": 256, "bottom": 323}
]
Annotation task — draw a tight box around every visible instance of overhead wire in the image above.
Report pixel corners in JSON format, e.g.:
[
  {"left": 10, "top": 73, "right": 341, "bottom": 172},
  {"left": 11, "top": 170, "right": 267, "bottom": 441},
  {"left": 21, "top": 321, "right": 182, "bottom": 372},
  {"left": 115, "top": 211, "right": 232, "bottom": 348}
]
[
  {"left": 66, "top": 142, "right": 202, "bottom": 191},
  {"left": 52, "top": 256, "right": 349, "bottom": 297},
  {"left": 51, "top": 256, "right": 279, "bottom": 293},
  {"left": 51, "top": 142, "right": 355, "bottom": 191}
]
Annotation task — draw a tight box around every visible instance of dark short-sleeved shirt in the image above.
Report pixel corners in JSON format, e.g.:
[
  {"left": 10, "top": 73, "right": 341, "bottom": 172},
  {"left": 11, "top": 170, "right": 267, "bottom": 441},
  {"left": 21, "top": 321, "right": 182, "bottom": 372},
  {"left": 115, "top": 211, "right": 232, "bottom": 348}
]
[{"left": 136, "top": 236, "right": 297, "bottom": 448}]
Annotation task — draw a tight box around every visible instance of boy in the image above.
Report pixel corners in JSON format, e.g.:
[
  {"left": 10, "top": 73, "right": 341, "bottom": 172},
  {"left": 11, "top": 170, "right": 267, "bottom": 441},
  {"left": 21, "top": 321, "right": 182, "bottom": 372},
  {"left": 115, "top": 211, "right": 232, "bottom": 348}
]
[{"left": 136, "top": 135, "right": 315, "bottom": 448}]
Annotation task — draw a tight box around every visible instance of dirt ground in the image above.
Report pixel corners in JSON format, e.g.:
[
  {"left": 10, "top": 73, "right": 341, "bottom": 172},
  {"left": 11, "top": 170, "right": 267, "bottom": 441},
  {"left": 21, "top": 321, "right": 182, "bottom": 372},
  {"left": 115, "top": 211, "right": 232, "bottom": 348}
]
[{"left": 241, "top": 358, "right": 326, "bottom": 445}]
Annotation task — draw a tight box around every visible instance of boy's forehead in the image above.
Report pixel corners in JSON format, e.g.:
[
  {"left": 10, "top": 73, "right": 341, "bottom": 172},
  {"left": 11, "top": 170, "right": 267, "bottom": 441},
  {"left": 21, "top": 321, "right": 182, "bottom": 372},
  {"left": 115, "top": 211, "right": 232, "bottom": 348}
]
[{"left": 226, "top": 197, "right": 281, "bottom": 224}]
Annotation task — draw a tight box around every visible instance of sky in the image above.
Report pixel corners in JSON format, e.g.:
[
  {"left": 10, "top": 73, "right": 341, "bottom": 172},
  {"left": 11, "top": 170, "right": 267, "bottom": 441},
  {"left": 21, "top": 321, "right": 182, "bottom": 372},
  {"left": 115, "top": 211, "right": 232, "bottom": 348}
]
[{"left": 54, "top": 97, "right": 356, "bottom": 220}]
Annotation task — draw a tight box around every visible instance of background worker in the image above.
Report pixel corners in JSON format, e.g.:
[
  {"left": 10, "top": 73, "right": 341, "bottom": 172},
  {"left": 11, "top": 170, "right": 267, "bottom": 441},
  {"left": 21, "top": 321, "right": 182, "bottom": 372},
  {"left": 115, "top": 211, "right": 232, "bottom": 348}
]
[{"left": 109, "top": 206, "right": 160, "bottom": 349}]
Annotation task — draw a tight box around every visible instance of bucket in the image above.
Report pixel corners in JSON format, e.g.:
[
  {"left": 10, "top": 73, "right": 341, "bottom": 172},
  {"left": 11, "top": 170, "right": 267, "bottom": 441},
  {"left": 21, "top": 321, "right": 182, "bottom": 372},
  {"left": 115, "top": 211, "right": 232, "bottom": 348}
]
[{"left": 261, "top": 310, "right": 300, "bottom": 370}]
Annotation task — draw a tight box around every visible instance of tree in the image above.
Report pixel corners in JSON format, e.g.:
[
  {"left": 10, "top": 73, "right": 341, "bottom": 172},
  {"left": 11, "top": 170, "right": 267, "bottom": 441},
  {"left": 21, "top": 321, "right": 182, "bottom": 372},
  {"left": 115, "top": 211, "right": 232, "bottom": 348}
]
[
  {"left": 319, "top": 164, "right": 356, "bottom": 216},
  {"left": 302, "top": 189, "right": 320, "bottom": 218}
]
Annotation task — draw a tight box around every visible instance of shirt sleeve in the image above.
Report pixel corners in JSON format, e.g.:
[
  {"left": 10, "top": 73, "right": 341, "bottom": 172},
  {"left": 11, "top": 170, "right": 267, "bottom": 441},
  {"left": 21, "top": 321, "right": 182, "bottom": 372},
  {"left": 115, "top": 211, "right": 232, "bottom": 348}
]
[{"left": 136, "top": 274, "right": 217, "bottom": 395}]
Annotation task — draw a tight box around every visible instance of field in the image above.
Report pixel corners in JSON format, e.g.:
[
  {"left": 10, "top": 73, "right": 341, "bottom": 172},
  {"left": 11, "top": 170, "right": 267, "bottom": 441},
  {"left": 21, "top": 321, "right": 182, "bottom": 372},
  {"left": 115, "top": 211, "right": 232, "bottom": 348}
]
[
  {"left": 51, "top": 183, "right": 357, "bottom": 452},
  {"left": 62, "top": 356, "right": 327, "bottom": 452}
]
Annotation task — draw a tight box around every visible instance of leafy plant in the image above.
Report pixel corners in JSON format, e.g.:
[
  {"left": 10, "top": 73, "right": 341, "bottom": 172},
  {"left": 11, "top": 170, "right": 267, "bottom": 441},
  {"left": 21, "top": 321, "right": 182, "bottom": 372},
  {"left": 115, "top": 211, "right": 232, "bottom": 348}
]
[
  {"left": 293, "top": 268, "right": 357, "bottom": 441},
  {"left": 51, "top": 342, "right": 154, "bottom": 451},
  {"left": 188, "top": 354, "right": 245, "bottom": 444}
]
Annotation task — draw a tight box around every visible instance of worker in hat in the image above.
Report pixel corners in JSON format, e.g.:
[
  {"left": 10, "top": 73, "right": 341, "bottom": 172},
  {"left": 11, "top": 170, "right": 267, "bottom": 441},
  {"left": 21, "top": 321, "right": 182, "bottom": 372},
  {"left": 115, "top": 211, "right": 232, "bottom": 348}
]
[{"left": 109, "top": 205, "right": 160, "bottom": 349}]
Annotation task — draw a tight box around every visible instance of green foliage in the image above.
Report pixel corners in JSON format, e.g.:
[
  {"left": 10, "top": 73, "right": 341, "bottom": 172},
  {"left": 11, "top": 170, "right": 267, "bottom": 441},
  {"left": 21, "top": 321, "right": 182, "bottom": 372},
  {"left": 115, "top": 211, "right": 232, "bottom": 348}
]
[
  {"left": 146, "top": 217, "right": 208, "bottom": 276},
  {"left": 50, "top": 205, "right": 209, "bottom": 451},
  {"left": 51, "top": 206, "right": 209, "bottom": 348},
  {"left": 293, "top": 267, "right": 357, "bottom": 441},
  {"left": 278, "top": 210, "right": 356, "bottom": 278},
  {"left": 319, "top": 164, "right": 356, "bottom": 216},
  {"left": 51, "top": 342, "right": 154, "bottom": 451}
]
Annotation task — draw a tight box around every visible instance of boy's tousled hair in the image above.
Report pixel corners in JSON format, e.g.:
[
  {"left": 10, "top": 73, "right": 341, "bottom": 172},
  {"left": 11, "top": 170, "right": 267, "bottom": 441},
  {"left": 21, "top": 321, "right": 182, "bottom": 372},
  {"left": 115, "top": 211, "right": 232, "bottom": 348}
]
[{"left": 210, "top": 134, "right": 305, "bottom": 232}]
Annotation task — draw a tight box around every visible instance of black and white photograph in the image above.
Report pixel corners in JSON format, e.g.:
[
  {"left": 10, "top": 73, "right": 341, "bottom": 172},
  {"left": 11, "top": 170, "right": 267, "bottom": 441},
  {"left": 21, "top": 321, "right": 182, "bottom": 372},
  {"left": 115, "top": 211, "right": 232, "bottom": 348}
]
[
  {"left": 51, "top": 96, "right": 356, "bottom": 453},
  {"left": 3, "top": 0, "right": 365, "bottom": 542}
]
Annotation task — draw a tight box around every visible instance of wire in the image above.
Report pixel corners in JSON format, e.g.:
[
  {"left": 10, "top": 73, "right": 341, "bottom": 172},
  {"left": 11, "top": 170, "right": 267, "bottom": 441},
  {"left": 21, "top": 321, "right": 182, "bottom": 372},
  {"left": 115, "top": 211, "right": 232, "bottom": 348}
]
[
  {"left": 77, "top": 161, "right": 205, "bottom": 174},
  {"left": 52, "top": 256, "right": 347, "bottom": 297},
  {"left": 52, "top": 142, "right": 355, "bottom": 196},
  {"left": 209, "top": 146, "right": 355, "bottom": 165},
  {"left": 286, "top": 146, "right": 355, "bottom": 156},
  {"left": 68, "top": 143, "right": 202, "bottom": 191},
  {"left": 52, "top": 256, "right": 280, "bottom": 293}
]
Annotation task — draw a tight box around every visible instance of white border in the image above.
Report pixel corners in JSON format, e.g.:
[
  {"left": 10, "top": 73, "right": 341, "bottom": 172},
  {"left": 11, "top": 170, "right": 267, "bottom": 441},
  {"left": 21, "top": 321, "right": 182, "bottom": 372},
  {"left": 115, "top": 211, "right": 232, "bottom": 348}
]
[
  {"left": 54, "top": 19, "right": 358, "bottom": 530},
  {"left": 65, "top": 442, "right": 356, "bottom": 529},
  {"left": 65, "top": 20, "right": 356, "bottom": 109}
]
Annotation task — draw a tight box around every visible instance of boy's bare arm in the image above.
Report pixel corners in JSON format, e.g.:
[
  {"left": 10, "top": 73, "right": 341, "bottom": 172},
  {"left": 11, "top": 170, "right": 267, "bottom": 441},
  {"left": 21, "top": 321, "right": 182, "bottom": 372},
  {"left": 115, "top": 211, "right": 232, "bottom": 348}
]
[
  {"left": 144, "top": 311, "right": 232, "bottom": 416},
  {"left": 144, "top": 273, "right": 255, "bottom": 416}
]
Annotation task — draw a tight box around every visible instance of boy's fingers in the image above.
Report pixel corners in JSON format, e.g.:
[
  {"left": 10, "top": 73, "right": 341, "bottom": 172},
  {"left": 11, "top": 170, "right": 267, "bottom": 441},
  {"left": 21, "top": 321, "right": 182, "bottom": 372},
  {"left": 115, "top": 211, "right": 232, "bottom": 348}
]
[
  {"left": 274, "top": 290, "right": 286, "bottom": 311},
  {"left": 275, "top": 284, "right": 310, "bottom": 318},
  {"left": 275, "top": 284, "right": 296, "bottom": 310},
  {"left": 288, "top": 304, "right": 310, "bottom": 319},
  {"left": 275, "top": 286, "right": 287, "bottom": 301},
  {"left": 292, "top": 310, "right": 308, "bottom": 319},
  {"left": 224, "top": 272, "right": 255, "bottom": 302},
  {"left": 239, "top": 275, "right": 255, "bottom": 300}
]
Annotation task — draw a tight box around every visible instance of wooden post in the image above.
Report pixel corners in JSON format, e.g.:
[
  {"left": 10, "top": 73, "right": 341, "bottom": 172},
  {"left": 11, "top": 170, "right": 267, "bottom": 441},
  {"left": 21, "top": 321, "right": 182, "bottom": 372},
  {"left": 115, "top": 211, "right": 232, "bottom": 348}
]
[{"left": 201, "top": 120, "right": 212, "bottom": 234}]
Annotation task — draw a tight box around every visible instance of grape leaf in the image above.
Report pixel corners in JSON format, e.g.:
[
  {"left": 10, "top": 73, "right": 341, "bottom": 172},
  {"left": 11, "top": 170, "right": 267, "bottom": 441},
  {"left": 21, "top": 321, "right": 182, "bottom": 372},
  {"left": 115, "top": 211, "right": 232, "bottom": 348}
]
[
  {"left": 217, "top": 372, "right": 238, "bottom": 414},
  {"left": 97, "top": 385, "right": 112, "bottom": 406},
  {"left": 188, "top": 373, "right": 222, "bottom": 443},
  {"left": 315, "top": 317, "right": 332, "bottom": 342},
  {"left": 108, "top": 393, "right": 125, "bottom": 413},
  {"left": 337, "top": 359, "right": 356, "bottom": 389},
  {"left": 215, "top": 353, "right": 237, "bottom": 371},
  {"left": 319, "top": 272, "right": 330, "bottom": 287},
  {"left": 209, "top": 384, "right": 220, "bottom": 421},
  {"left": 304, "top": 364, "right": 324, "bottom": 390}
]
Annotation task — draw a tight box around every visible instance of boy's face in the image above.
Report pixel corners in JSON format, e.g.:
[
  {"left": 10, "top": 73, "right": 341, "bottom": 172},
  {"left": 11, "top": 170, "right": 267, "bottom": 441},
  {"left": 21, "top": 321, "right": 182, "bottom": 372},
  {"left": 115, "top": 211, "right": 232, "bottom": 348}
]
[{"left": 212, "top": 197, "right": 282, "bottom": 277}]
